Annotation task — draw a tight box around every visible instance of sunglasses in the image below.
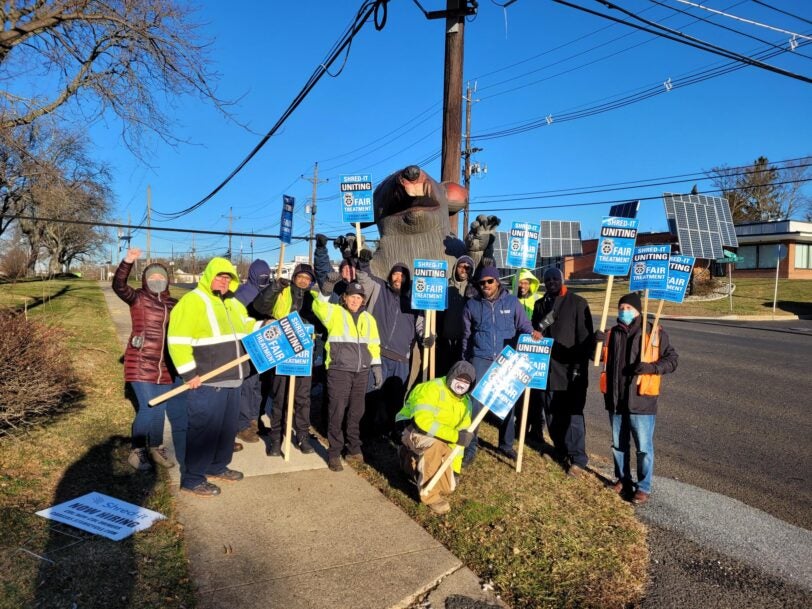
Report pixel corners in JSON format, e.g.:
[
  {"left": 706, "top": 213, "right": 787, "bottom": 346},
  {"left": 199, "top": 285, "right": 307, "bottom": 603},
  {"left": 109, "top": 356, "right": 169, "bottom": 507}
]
[{"left": 478, "top": 278, "right": 496, "bottom": 286}]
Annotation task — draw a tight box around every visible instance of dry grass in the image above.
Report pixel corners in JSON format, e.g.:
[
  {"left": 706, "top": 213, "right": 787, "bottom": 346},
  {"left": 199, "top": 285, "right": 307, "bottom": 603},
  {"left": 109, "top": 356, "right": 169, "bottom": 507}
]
[
  {"left": 357, "top": 424, "right": 648, "bottom": 609},
  {"left": 0, "top": 279, "right": 194, "bottom": 609}
]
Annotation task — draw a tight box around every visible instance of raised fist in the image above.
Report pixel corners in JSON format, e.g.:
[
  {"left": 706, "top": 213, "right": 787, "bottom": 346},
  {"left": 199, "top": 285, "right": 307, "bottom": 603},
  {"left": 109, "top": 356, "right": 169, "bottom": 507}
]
[
  {"left": 316, "top": 234, "right": 329, "bottom": 248},
  {"left": 466, "top": 214, "right": 501, "bottom": 253},
  {"left": 359, "top": 249, "right": 373, "bottom": 263},
  {"left": 125, "top": 247, "right": 142, "bottom": 263}
]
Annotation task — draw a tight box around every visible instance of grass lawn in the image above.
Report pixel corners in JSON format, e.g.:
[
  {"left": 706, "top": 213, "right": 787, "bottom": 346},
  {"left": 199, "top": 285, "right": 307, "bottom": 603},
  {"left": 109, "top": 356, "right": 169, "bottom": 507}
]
[
  {"left": 572, "top": 278, "right": 812, "bottom": 319},
  {"left": 0, "top": 278, "right": 195, "bottom": 609}
]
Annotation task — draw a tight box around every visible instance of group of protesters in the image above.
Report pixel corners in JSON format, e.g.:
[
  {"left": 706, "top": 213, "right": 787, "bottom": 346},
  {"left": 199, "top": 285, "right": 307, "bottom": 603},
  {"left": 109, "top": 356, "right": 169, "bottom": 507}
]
[{"left": 113, "top": 235, "right": 677, "bottom": 509}]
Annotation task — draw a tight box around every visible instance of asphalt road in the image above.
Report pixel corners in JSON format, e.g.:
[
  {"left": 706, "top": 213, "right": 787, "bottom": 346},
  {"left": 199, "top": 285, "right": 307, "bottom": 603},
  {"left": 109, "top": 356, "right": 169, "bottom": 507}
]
[
  {"left": 583, "top": 317, "right": 812, "bottom": 530},
  {"left": 581, "top": 317, "right": 812, "bottom": 607}
]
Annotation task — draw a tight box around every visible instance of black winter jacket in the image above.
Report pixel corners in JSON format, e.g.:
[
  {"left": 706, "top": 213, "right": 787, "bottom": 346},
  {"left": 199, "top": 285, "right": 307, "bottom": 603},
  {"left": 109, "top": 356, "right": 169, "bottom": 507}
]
[
  {"left": 603, "top": 316, "right": 678, "bottom": 415},
  {"left": 532, "top": 288, "right": 594, "bottom": 391}
]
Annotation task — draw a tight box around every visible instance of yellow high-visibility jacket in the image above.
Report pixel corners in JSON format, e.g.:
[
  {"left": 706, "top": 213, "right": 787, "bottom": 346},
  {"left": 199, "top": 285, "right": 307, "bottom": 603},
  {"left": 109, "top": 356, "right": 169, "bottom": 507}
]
[
  {"left": 310, "top": 295, "right": 380, "bottom": 372},
  {"left": 168, "top": 257, "right": 260, "bottom": 384},
  {"left": 396, "top": 377, "right": 472, "bottom": 473}
]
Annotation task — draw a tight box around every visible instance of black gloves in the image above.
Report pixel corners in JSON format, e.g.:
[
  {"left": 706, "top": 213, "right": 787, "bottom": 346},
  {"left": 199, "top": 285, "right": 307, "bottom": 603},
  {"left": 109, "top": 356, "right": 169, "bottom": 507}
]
[
  {"left": 624, "top": 362, "right": 657, "bottom": 376},
  {"left": 594, "top": 330, "right": 606, "bottom": 343},
  {"left": 359, "top": 249, "right": 373, "bottom": 263},
  {"left": 456, "top": 430, "right": 474, "bottom": 448},
  {"left": 422, "top": 334, "right": 436, "bottom": 348},
  {"left": 372, "top": 365, "right": 383, "bottom": 390},
  {"left": 316, "top": 233, "right": 329, "bottom": 248},
  {"left": 333, "top": 234, "right": 357, "bottom": 259},
  {"left": 535, "top": 310, "right": 556, "bottom": 333}
]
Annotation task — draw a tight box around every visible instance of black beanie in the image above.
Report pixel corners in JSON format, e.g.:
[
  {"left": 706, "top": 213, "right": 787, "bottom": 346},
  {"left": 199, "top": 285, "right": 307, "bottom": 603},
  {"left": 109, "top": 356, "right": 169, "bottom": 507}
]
[{"left": 618, "top": 292, "right": 642, "bottom": 312}]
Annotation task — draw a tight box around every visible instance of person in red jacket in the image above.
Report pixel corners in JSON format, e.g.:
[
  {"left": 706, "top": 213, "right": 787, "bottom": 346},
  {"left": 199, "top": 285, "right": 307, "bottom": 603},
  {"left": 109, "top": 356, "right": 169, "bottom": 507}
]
[{"left": 112, "top": 248, "right": 186, "bottom": 472}]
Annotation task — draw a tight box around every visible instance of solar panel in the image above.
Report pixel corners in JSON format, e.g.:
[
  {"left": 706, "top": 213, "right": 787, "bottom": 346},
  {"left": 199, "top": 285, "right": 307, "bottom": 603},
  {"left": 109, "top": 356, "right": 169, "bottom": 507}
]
[
  {"left": 608, "top": 200, "right": 640, "bottom": 218},
  {"left": 490, "top": 231, "right": 513, "bottom": 270},
  {"left": 540, "top": 220, "right": 583, "bottom": 258},
  {"left": 707, "top": 194, "right": 738, "bottom": 247},
  {"left": 663, "top": 193, "right": 724, "bottom": 259}
]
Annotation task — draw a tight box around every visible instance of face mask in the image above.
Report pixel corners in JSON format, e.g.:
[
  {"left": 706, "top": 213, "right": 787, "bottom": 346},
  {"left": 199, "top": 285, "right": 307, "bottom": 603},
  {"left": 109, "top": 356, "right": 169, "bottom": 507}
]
[
  {"left": 147, "top": 279, "right": 167, "bottom": 293},
  {"left": 618, "top": 310, "right": 637, "bottom": 325},
  {"left": 257, "top": 274, "right": 270, "bottom": 289},
  {"left": 450, "top": 379, "right": 470, "bottom": 396}
]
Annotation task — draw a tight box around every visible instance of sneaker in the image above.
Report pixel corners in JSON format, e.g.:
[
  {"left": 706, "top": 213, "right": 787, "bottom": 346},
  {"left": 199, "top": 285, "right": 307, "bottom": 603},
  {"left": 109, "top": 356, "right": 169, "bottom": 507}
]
[
  {"left": 344, "top": 452, "right": 364, "bottom": 465},
  {"left": 236, "top": 427, "right": 260, "bottom": 443},
  {"left": 148, "top": 446, "right": 174, "bottom": 469},
  {"left": 328, "top": 457, "right": 343, "bottom": 472},
  {"left": 181, "top": 481, "right": 221, "bottom": 497},
  {"left": 499, "top": 447, "right": 518, "bottom": 460},
  {"left": 426, "top": 499, "right": 451, "bottom": 515},
  {"left": 298, "top": 434, "right": 315, "bottom": 454},
  {"left": 128, "top": 448, "right": 153, "bottom": 472},
  {"left": 209, "top": 468, "right": 244, "bottom": 482},
  {"left": 267, "top": 437, "right": 282, "bottom": 457}
]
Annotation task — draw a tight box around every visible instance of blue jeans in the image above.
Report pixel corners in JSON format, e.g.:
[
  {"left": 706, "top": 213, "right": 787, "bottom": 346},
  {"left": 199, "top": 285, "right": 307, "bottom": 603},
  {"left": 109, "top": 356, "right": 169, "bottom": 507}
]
[
  {"left": 129, "top": 380, "right": 184, "bottom": 448},
  {"left": 610, "top": 412, "right": 656, "bottom": 494}
]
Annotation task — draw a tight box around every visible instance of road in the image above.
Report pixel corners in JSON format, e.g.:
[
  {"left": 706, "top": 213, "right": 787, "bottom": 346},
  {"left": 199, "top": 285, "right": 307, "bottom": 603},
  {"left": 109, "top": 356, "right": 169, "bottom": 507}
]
[{"left": 581, "top": 317, "right": 812, "bottom": 606}]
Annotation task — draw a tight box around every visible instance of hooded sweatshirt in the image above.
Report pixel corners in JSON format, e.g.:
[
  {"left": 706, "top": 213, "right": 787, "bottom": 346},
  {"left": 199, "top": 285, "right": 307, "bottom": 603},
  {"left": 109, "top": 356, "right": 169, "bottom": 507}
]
[
  {"left": 168, "top": 257, "right": 260, "bottom": 386},
  {"left": 442, "top": 255, "right": 476, "bottom": 340},
  {"left": 235, "top": 259, "right": 271, "bottom": 315},
  {"left": 511, "top": 268, "right": 542, "bottom": 319}
]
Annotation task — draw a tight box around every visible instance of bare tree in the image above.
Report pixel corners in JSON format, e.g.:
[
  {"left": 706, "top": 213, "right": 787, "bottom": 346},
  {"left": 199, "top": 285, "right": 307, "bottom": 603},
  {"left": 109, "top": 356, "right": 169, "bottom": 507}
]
[
  {"left": 708, "top": 156, "right": 788, "bottom": 223},
  {"left": 778, "top": 157, "right": 812, "bottom": 221},
  {"left": 0, "top": 0, "right": 229, "bottom": 153}
]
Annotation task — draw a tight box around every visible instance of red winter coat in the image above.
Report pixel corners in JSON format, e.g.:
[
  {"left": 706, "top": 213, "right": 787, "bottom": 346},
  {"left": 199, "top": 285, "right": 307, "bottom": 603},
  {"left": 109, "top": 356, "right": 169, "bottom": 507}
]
[{"left": 112, "top": 260, "right": 177, "bottom": 384}]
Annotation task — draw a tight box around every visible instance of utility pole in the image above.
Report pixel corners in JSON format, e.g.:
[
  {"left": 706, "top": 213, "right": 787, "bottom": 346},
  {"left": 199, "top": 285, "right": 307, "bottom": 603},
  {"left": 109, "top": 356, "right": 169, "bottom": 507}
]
[
  {"left": 301, "top": 162, "right": 328, "bottom": 264},
  {"left": 221, "top": 206, "right": 240, "bottom": 260},
  {"left": 441, "top": 0, "right": 466, "bottom": 237},
  {"left": 146, "top": 185, "right": 152, "bottom": 264},
  {"left": 190, "top": 235, "right": 196, "bottom": 278},
  {"left": 462, "top": 81, "right": 484, "bottom": 234}
]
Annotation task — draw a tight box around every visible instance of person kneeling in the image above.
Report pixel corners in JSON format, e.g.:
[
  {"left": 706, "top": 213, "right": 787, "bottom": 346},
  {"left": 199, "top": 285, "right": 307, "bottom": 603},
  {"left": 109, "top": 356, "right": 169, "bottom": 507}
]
[{"left": 395, "top": 361, "right": 476, "bottom": 515}]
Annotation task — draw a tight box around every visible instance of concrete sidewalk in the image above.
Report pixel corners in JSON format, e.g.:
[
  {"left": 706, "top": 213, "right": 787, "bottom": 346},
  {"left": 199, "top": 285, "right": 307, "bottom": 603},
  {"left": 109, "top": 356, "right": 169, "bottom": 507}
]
[{"left": 101, "top": 282, "right": 505, "bottom": 609}]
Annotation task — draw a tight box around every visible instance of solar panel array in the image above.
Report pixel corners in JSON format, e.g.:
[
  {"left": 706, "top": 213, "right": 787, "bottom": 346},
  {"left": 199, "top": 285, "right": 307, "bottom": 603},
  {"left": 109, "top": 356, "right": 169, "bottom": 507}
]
[
  {"left": 540, "top": 220, "right": 583, "bottom": 258},
  {"left": 491, "top": 231, "right": 516, "bottom": 270},
  {"left": 608, "top": 200, "right": 640, "bottom": 218},
  {"left": 663, "top": 193, "right": 726, "bottom": 260}
]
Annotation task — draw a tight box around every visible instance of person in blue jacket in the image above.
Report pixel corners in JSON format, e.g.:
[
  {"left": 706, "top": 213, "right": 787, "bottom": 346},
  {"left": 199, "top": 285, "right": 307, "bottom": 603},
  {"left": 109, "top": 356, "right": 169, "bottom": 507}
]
[{"left": 461, "top": 266, "right": 534, "bottom": 465}]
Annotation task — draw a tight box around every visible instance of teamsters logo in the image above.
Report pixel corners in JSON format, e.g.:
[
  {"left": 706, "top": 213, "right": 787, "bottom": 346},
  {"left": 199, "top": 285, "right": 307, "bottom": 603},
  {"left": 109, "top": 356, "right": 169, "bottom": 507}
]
[
  {"left": 634, "top": 261, "right": 646, "bottom": 275},
  {"left": 263, "top": 325, "right": 281, "bottom": 341},
  {"left": 601, "top": 239, "right": 614, "bottom": 255},
  {"left": 510, "top": 238, "right": 521, "bottom": 252},
  {"left": 415, "top": 278, "right": 427, "bottom": 293},
  {"left": 343, "top": 192, "right": 354, "bottom": 207}
]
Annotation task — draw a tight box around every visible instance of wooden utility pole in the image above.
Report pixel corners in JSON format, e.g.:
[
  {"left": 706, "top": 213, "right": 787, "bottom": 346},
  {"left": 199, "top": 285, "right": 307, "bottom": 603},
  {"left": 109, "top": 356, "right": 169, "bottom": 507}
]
[
  {"left": 221, "top": 207, "right": 240, "bottom": 261},
  {"left": 146, "top": 185, "right": 152, "bottom": 264},
  {"left": 441, "top": 0, "right": 465, "bottom": 237},
  {"left": 302, "top": 162, "right": 328, "bottom": 264}
]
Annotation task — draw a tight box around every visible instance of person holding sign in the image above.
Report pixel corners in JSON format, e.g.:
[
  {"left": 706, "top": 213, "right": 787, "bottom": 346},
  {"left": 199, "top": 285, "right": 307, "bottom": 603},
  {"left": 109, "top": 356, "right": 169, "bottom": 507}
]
[
  {"left": 167, "top": 258, "right": 262, "bottom": 497},
  {"left": 461, "top": 266, "right": 534, "bottom": 465},
  {"left": 252, "top": 263, "right": 326, "bottom": 457},
  {"left": 596, "top": 293, "right": 678, "bottom": 504},
  {"left": 531, "top": 268, "right": 594, "bottom": 477},
  {"left": 437, "top": 255, "right": 476, "bottom": 375},
  {"left": 395, "top": 361, "right": 476, "bottom": 515},
  {"left": 310, "top": 281, "right": 382, "bottom": 472}
]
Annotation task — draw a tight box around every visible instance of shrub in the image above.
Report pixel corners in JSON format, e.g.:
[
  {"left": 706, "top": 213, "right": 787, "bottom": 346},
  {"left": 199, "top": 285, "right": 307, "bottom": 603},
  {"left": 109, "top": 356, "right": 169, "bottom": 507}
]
[{"left": 0, "top": 311, "right": 81, "bottom": 435}]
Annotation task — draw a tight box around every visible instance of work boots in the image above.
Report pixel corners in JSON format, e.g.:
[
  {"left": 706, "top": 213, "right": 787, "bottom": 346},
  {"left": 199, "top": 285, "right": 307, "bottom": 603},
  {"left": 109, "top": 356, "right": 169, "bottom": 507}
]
[
  {"left": 298, "top": 432, "right": 315, "bottom": 454},
  {"left": 267, "top": 435, "right": 282, "bottom": 457}
]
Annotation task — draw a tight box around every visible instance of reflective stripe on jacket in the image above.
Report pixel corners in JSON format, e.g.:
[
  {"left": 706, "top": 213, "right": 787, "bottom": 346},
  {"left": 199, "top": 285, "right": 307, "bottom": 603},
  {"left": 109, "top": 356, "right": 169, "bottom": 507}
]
[
  {"left": 311, "top": 295, "right": 381, "bottom": 372},
  {"left": 168, "top": 257, "right": 260, "bottom": 383},
  {"left": 512, "top": 268, "right": 542, "bottom": 319},
  {"left": 396, "top": 377, "right": 472, "bottom": 473}
]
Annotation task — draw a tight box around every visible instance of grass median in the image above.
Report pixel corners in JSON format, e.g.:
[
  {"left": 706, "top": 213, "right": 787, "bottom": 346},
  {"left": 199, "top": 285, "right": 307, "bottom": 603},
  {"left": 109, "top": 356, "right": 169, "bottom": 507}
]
[{"left": 0, "top": 279, "right": 194, "bottom": 609}]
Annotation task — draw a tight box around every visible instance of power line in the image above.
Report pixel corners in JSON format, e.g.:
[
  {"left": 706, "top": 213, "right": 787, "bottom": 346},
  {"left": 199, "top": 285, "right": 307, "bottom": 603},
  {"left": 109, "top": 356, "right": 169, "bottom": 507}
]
[
  {"left": 751, "top": 1, "right": 812, "bottom": 27},
  {"left": 672, "top": 0, "right": 812, "bottom": 40}
]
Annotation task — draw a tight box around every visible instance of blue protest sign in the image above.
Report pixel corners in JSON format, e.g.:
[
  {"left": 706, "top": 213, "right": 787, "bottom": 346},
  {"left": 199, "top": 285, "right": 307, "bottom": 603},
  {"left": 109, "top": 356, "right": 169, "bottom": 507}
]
[
  {"left": 280, "top": 195, "right": 295, "bottom": 245},
  {"left": 650, "top": 255, "right": 695, "bottom": 303},
  {"left": 411, "top": 259, "right": 448, "bottom": 311},
  {"left": 516, "top": 335, "right": 554, "bottom": 390},
  {"left": 629, "top": 244, "right": 671, "bottom": 292},
  {"left": 593, "top": 217, "right": 639, "bottom": 276},
  {"left": 340, "top": 174, "right": 374, "bottom": 223},
  {"left": 506, "top": 221, "right": 540, "bottom": 268},
  {"left": 277, "top": 324, "right": 314, "bottom": 376},
  {"left": 471, "top": 346, "right": 535, "bottom": 419},
  {"left": 241, "top": 311, "right": 313, "bottom": 373}
]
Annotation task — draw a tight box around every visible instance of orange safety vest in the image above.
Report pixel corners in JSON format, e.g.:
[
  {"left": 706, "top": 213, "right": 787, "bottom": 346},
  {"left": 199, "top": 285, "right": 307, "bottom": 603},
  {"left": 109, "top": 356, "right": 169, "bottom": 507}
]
[{"left": 600, "top": 326, "right": 661, "bottom": 397}]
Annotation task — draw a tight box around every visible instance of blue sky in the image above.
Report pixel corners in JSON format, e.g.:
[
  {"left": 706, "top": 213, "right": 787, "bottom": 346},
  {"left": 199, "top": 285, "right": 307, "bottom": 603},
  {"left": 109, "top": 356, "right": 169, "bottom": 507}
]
[{"left": 89, "top": 0, "right": 812, "bottom": 265}]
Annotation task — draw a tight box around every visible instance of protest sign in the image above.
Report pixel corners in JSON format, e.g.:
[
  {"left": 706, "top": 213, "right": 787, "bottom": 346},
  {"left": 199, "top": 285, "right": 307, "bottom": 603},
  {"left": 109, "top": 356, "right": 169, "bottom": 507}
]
[
  {"left": 630, "top": 244, "right": 671, "bottom": 292},
  {"left": 516, "top": 335, "right": 554, "bottom": 390},
  {"left": 340, "top": 174, "right": 374, "bottom": 224},
  {"left": 241, "top": 311, "right": 313, "bottom": 374},
  {"left": 470, "top": 346, "right": 535, "bottom": 419},
  {"left": 506, "top": 221, "right": 540, "bottom": 269},
  {"left": 36, "top": 492, "right": 165, "bottom": 541},
  {"left": 649, "top": 255, "right": 695, "bottom": 303},
  {"left": 593, "top": 216, "right": 639, "bottom": 366},
  {"left": 280, "top": 195, "right": 294, "bottom": 245},
  {"left": 277, "top": 324, "right": 315, "bottom": 376},
  {"left": 412, "top": 259, "right": 448, "bottom": 311}
]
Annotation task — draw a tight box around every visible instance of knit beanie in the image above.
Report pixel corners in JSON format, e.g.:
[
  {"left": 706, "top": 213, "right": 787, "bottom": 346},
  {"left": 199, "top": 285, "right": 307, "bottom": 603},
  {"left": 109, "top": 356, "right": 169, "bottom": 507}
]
[
  {"left": 475, "top": 266, "right": 500, "bottom": 282},
  {"left": 618, "top": 292, "right": 642, "bottom": 312}
]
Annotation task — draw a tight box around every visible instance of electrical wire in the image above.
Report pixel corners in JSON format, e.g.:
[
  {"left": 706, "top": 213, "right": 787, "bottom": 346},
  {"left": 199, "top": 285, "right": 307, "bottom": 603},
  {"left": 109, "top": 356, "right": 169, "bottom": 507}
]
[
  {"left": 751, "top": 0, "right": 812, "bottom": 27},
  {"left": 672, "top": 0, "right": 812, "bottom": 39}
]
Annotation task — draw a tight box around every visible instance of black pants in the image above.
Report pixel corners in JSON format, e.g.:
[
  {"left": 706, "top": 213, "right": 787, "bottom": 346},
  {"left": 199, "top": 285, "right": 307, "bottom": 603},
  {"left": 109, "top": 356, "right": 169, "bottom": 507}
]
[
  {"left": 270, "top": 374, "right": 312, "bottom": 440},
  {"left": 539, "top": 384, "right": 588, "bottom": 468},
  {"left": 182, "top": 385, "right": 240, "bottom": 489},
  {"left": 327, "top": 368, "right": 369, "bottom": 459},
  {"left": 436, "top": 337, "right": 463, "bottom": 378}
]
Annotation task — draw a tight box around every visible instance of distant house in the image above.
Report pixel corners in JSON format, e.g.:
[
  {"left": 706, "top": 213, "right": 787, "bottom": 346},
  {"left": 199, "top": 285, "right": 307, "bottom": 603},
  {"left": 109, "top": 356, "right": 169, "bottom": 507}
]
[{"left": 733, "top": 220, "right": 812, "bottom": 280}]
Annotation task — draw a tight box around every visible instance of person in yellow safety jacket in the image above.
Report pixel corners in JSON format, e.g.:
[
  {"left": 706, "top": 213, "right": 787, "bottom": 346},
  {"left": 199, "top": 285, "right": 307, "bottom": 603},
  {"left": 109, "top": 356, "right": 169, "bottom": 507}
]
[
  {"left": 512, "top": 268, "right": 542, "bottom": 319},
  {"left": 167, "top": 257, "right": 261, "bottom": 498},
  {"left": 395, "top": 360, "right": 476, "bottom": 515},
  {"left": 309, "top": 280, "right": 381, "bottom": 472}
]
